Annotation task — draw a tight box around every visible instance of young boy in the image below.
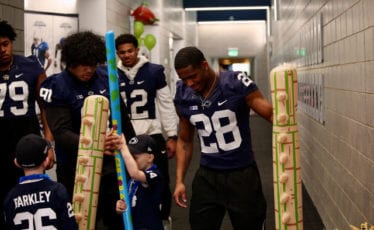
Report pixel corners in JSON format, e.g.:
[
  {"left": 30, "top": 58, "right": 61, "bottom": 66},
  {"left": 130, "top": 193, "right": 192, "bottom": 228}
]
[
  {"left": 3, "top": 134, "right": 77, "bottom": 230},
  {"left": 116, "top": 134, "right": 165, "bottom": 230}
]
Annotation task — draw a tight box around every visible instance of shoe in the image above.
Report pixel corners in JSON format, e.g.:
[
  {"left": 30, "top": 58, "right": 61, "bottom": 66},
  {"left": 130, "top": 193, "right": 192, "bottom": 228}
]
[{"left": 163, "top": 216, "right": 172, "bottom": 230}]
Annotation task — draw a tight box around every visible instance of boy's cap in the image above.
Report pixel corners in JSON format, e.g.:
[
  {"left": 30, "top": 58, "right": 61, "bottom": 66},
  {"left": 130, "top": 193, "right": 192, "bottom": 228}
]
[
  {"left": 128, "top": 135, "right": 156, "bottom": 155},
  {"left": 16, "top": 134, "right": 50, "bottom": 168}
]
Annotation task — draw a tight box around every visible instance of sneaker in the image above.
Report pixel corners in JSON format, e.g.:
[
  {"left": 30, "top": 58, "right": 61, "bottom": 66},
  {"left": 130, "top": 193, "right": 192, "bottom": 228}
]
[{"left": 163, "top": 216, "right": 172, "bottom": 230}]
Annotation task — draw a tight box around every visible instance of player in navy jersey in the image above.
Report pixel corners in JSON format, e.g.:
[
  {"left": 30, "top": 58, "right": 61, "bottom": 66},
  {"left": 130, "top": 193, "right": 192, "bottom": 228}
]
[
  {"left": 0, "top": 20, "right": 54, "bottom": 229},
  {"left": 173, "top": 47, "right": 273, "bottom": 229},
  {"left": 31, "top": 37, "right": 52, "bottom": 71},
  {"left": 3, "top": 133, "right": 77, "bottom": 230},
  {"left": 39, "top": 31, "right": 135, "bottom": 230},
  {"left": 116, "top": 134, "right": 165, "bottom": 230},
  {"left": 115, "top": 34, "right": 178, "bottom": 227}
]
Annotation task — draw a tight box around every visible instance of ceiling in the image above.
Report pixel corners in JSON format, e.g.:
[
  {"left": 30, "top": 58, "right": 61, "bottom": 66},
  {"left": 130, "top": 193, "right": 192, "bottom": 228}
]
[{"left": 182, "top": 0, "right": 271, "bottom": 22}]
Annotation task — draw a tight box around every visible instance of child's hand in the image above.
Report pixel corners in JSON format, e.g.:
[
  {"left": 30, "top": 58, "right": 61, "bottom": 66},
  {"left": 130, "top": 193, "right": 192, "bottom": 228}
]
[{"left": 116, "top": 199, "right": 127, "bottom": 214}]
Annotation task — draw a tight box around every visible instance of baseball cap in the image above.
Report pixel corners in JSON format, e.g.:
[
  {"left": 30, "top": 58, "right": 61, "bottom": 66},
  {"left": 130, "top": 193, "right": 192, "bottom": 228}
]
[
  {"left": 127, "top": 135, "right": 156, "bottom": 155},
  {"left": 16, "top": 134, "right": 50, "bottom": 168}
]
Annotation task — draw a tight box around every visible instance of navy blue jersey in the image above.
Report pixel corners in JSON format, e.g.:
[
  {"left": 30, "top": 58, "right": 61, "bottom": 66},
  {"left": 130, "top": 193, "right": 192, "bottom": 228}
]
[
  {"left": 0, "top": 55, "right": 44, "bottom": 120},
  {"left": 3, "top": 175, "right": 77, "bottom": 230},
  {"left": 31, "top": 41, "right": 49, "bottom": 66},
  {"left": 174, "top": 71, "right": 258, "bottom": 170},
  {"left": 40, "top": 66, "right": 110, "bottom": 166},
  {"left": 130, "top": 166, "right": 164, "bottom": 230},
  {"left": 118, "top": 63, "right": 166, "bottom": 120},
  {"left": 40, "top": 66, "right": 110, "bottom": 134}
]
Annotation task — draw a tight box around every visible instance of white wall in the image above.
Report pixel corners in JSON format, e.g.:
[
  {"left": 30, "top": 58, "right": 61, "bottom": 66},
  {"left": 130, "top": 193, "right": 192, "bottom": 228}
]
[
  {"left": 198, "top": 22, "right": 269, "bottom": 98},
  {"left": 24, "top": 0, "right": 77, "bottom": 14},
  {"left": 77, "top": 0, "right": 106, "bottom": 35},
  {"left": 0, "top": 1, "right": 24, "bottom": 55},
  {"left": 198, "top": 21, "right": 267, "bottom": 59},
  {"left": 271, "top": 0, "right": 374, "bottom": 228}
]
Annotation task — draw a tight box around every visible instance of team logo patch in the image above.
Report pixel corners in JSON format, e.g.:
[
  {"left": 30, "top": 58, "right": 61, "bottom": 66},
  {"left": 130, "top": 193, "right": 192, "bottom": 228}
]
[{"left": 149, "top": 172, "right": 157, "bottom": 179}]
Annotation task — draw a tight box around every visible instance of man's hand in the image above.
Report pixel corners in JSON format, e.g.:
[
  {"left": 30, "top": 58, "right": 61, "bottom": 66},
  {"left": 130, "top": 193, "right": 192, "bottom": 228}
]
[
  {"left": 166, "top": 138, "right": 177, "bottom": 159},
  {"left": 173, "top": 182, "right": 188, "bottom": 208},
  {"left": 104, "top": 129, "right": 122, "bottom": 156},
  {"left": 46, "top": 147, "right": 55, "bottom": 170}
]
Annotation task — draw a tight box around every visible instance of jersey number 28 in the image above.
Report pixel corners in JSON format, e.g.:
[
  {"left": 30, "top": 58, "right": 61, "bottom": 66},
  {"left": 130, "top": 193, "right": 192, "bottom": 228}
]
[{"left": 190, "top": 109, "right": 242, "bottom": 153}]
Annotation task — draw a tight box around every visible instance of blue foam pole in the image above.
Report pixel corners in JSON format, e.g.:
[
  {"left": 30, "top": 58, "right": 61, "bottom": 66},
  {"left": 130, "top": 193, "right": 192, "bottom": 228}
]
[{"left": 105, "top": 31, "right": 133, "bottom": 230}]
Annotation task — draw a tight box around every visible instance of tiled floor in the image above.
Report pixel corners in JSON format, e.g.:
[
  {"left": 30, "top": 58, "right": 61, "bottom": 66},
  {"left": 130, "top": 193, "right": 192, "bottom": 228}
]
[{"left": 169, "top": 115, "right": 325, "bottom": 230}]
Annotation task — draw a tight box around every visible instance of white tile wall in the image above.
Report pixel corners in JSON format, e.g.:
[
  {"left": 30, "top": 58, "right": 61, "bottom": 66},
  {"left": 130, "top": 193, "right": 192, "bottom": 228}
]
[
  {"left": 0, "top": 1, "right": 24, "bottom": 55},
  {"left": 271, "top": 0, "right": 374, "bottom": 228}
]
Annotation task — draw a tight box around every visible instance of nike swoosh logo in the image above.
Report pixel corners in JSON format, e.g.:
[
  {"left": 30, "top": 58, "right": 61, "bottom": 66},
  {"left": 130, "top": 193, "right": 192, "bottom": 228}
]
[
  {"left": 15, "top": 73, "right": 24, "bottom": 78},
  {"left": 100, "top": 89, "right": 106, "bottom": 94},
  {"left": 218, "top": 100, "right": 228, "bottom": 106},
  {"left": 137, "top": 80, "right": 144, "bottom": 85}
]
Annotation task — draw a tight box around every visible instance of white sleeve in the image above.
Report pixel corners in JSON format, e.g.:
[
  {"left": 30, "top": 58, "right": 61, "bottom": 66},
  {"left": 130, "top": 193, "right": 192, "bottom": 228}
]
[{"left": 156, "top": 85, "right": 178, "bottom": 137}]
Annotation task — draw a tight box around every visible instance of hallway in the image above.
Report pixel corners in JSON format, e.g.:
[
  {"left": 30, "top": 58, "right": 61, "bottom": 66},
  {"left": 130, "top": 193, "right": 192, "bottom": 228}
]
[{"left": 169, "top": 114, "right": 325, "bottom": 230}]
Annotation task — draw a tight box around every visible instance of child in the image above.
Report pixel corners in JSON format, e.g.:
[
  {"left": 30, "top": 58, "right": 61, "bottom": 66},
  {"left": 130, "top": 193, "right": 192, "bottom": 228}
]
[
  {"left": 3, "top": 134, "right": 77, "bottom": 230},
  {"left": 116, "top": 134, "right": 165, "bottom": 230}
]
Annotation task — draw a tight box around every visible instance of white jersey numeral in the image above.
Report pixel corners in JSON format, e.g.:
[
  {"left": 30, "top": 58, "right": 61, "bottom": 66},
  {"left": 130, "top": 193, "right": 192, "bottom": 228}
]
[
  {"left": 190, "top": 109, "right": 242, "bottom": 153},
  {"left": 40, "top": 88, "right": 52, "bottom": 103},
  {"left": 129, "top": 89, "right": 149, "bottom": 119},
  {"left": 13, "top": 208, "right": 57, "bottom": 230},
  {"left": 0, "top": 81, "right": 29, "bottom": 117}
]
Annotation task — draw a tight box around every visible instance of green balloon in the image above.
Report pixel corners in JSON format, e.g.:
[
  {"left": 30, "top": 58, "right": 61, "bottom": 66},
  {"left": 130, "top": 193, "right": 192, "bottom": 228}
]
[
  {"left": 134, "top": 21, "right": 144, "bottom": 38},
  {"left": 144, "top": 34, "right": 156, "bottom": 51},
  {"left": 137, "top": 37, "right": 143, "bottom": 47}
]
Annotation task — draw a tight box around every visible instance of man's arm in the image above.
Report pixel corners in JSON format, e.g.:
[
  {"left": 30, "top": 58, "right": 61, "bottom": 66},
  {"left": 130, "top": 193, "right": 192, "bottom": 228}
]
[
  {"left": 45, "top": 106, "right": 79, "bottom": 155},
  {"left": 156, "top": 86, "right": 178, "bottom": 157},
  {"left": 156, "top": 85, "right": 178, "bottom": 137},
  {"left": 36, "top": 73, "right": 53, "bottom": 140},
  {"left": 44, "top": 50, "right": 52, "bottom": 71},
  {"left": 245, "top": 89, "right": 273, "bottom": 122},
  {"left": 36, "top": 72, "right": 54, "bottom": 169},
  {"left": 173, "top": 113, "right": 194, "bottom": 208}
]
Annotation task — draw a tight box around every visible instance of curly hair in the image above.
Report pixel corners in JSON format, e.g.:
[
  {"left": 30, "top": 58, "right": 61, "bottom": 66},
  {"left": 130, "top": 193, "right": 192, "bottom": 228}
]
[
  {"left": 61, "top": 31, "right": 106, "bottom": 68},
  {"left": 174, "top": 46, "right": 206, "bottom": 70},
  {"left": 115, "top": 33, "right": 138, "bottom": 50},
  {"left": 0, "top": 20, "right": 17, "bottom": 41}
]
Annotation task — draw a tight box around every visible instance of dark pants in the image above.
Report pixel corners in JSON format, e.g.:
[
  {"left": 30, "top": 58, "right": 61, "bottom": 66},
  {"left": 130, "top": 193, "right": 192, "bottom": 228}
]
[
  {"left": 190, "top": 165, "right": 267, "bottom": 230},
  {"left": 150, "top": 134, "right": 172, "bottom": 220}
]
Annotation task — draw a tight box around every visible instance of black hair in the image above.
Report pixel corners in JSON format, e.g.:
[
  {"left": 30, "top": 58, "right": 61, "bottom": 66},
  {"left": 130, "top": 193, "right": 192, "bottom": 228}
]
[
  {"left": 61, "top": 31, "right": 106, "bottom": 68},
  {"left": 0, "top": 20, "right": 17, "bottom": 41},
  {"left": 115, "top": 34, "right": 138, "bottom": 50},
  {"left": 174, "top": 46, "right": 206, "bottom": 69}
]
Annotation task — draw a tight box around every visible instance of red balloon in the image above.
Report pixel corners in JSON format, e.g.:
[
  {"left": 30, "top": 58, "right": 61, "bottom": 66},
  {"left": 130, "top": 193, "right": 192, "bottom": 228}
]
[{"left": 131, "top": 2, "right": 158, "bottom": 25}]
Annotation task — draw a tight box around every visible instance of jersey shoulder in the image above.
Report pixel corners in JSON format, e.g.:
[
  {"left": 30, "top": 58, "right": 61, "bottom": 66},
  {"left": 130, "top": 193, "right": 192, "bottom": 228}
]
[
  {"left": 141, "top": 63, "right": 167, "bottom": 89},
  {"left": 174, "top": 80, "right": 195, "bottom": 105},
  {"left": 40, "top": 72, "right": 72, "bottom": 105},
  {"left": 14, "top": 55, "right": 44, "bottom": 74},
  {"left": 219, "top": 71, "right": 258, "bottom": 96},
  {"left": 144, "top": 62, "right": 164, "bottom": 73},
  {"left": 39, "top": 41, "right": 49, "bottom": 50}
]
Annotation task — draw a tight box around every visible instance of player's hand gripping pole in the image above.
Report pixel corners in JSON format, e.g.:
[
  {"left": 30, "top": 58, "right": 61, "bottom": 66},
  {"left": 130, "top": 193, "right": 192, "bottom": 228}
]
[{"left": 105, "top": 31, "right": 133, "bottom": 230}]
